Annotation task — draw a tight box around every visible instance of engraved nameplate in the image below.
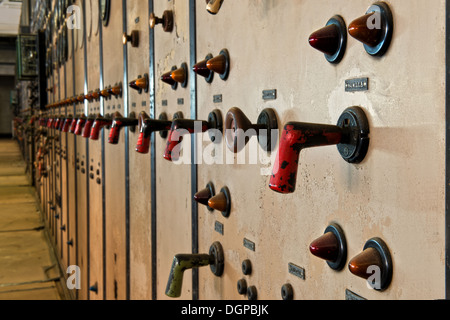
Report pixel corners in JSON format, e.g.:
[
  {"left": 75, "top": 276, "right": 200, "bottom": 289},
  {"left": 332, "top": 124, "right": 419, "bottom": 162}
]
[
  {"left": 288, "top": 263, "right": 305, "bottom": 280},
  {"left": 262, "top": 89, "right": 277, "bottom": 100},
  {"left": 214, "top": 221, "right": 224, "bottom": 235},
  {"left": 243, "top": 238, "right": 255, "bottom": 251},
  {"left": 345, "top": 289, "right": 367, "bottom": 300},
  {"left": 345, "top": 78, "right": 369, "bottom": 92}
]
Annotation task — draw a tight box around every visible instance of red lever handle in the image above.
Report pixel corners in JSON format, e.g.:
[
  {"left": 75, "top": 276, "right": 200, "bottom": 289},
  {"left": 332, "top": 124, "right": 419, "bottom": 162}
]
[
  {"left": 62, "top": 116, "right": 74, "bottom": 133},
  {"left": 58, "top": 117, "right": 66, "bottom": 131},
  {"left": 82, "top": 116, "right": 97, "bottom": 138},
  {"left": 108, "top": 113, "right": 138, "bottom": 145},
  {"left": 163, "top": 119, "right": 210, "bottom": 161},
  {"left": 74, "top": 116, "right": 87, "bottom": 136},
  {"left": 90, "top": 115, "right": 112, "bottom": 140},
  {"left": 269, "top": 107, "right": 370, "bottom": 194},
  {"left": 136, "top": 114, "right": 173, "bottom": 154},
  {"left": 269, "top": 122, "right": 342, "bottom": 194},
  {"left": 69, "top": 118, "right": 78, "bottom": 134}
]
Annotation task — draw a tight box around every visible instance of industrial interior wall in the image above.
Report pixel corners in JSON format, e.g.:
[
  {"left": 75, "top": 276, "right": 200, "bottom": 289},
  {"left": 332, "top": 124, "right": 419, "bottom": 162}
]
[{"left": 18, "top": 0, "right": 447, "bottom": 300}]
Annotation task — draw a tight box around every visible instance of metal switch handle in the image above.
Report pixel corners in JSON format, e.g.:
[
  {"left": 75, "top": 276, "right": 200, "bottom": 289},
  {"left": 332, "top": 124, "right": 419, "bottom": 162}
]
[
  {"left": 165, "top": 242, "right": 224, "bottom": 298},
  {"left": 108, "top": 112, "right": 138, "bottom": 145},
  {"left": 136, "top": 112, "right": 182, "bottom": 154},
  {"left": 269, "top": 107, "right": 369, "bottom": 194},
  {"left": 163, "top": 110, "right": 222, "bottom": 162}
]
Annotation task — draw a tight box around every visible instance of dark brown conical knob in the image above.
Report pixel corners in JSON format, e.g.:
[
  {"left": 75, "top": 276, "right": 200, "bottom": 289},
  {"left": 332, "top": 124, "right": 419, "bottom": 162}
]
[
  {"left": 309, "top": 24, "right": 341, "bottom": 56},
  {"left": 309, "top": 15, "right": 347, "bottom": 64},
  {"left": 348, "top": 237, "right": 393, "bottom": 291},
  {"left": 348, "top": 2, "right": 393, "bottom": 56},
  {"left": 207, "top": 187, "right": 231, "bottom": 217},
  {"left": 170, "top": 63, "right": 188, "bottom": 88},
  {"left": 194, "top": 183, "right": 215, "bottom": 212},
  {"left": 348, "top": 12, "right": 382, "bottom": 47},
  {"left": 206, "top": 49, "right": 230, "bottom": 80},
  {"left": 310, "top": 232, "right": 340, "bottom": 262},
  {"left": 129, "top": 74, "right": 149, "bottom": 93},
  {"left": 108, "top": 83, "right": 122, "bottom": 98},
  {"left": 309, "top": 223, "right": 347, "bottom": 271},
  {"left": 161, "top": 70, "right": 176, "bottom": 86},
  {"left": 193, "top": 54, "right": 214, "bottom": 83}
]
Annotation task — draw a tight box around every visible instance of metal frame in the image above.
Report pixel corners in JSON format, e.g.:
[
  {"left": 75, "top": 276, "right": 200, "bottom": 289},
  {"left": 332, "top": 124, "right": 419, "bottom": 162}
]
[
  {"left": 149, "top": 0, "right": 157, "bottom": 300},
  {"left": 189, "top": 0, "right": 199, "bottom": 300},
  {"left": 446, "top": 0, "right": 450, "bottom": 300}
]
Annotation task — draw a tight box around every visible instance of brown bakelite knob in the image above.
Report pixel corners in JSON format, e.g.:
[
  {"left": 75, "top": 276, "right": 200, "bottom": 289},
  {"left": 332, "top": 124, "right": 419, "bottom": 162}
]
[
  {"left": 193, "top": 54, "right": 214, "bottom": 83},
  {"left": 129, "top": 74, "right": 149, "bottom": 93},
  {"left": 207, "top": 187, "right": 231, "bottom": 218},
  {"left": 206, "top": 0, "right": 224, "bottom": 15},
  {"left": 100, "top": 88, "right": 111, "bottom": 98},
  {"left": 92, "top": 89, "right": 101, "bottom": 100},
  {"left": 225, "top": 107, "right": 278, "bottom": 153},
  {"left": 108, "top": 83, "right": 122, "bottom": 98},
  {"left": 161, "top": 66, "right": 178, "bottom": 90},
  {"left": 309, "top": 223, "right": 347, "bottom": 271},
  {"left": 348, "top": 237, "right": 393, "bottom": 291},
  {"left": 309, "top": 15, "right": 347, "bottom": 64},
  {"left": 207, "top": 49, "right": 230, "bottom": 80},
  {"left": 194, "top": 182, "right": 215, "bottom": 212},
  {"left": 149, "top": 11, "right": 174, "bottom": 32},
  {"left": 85, "top": 92, "right": 94, "bottom": 101},
  {"left": 170, "top": 63, "right": 188, "bottom": 88},
  {"left": 122, "top": 30, "right": 139, "bottom": 47},
  {"left": 348, "top": 2, "right": 393, "bottom": 56}
]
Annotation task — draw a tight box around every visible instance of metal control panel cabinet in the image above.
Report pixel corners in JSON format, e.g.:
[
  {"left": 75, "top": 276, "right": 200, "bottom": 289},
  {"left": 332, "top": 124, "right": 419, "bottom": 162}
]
[
  {"left": 28, "top": 0, "right": 448, "bottom": 300},
  {"left": 194, "top": 0, "right": 446, "bottom": 300}
]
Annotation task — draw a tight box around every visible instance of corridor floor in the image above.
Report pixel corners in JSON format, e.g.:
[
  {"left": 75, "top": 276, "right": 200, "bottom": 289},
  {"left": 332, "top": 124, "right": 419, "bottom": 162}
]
[{"left": 0, "top": 139, "right": 64, "bottom": 300}]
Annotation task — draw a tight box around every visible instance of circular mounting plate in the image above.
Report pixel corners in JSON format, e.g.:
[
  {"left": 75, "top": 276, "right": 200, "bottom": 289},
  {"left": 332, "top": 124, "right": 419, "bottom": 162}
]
[
  {"left": 257, "top": 108, "right": 278, "bottom": 153},
  {"left": 205, "top": 182, "right": 215, "bottom": 212},
  {"left": 325, "top": 15, "right": 347, "bottom": 64},
  {"left": 209, "top": 242, "right": 224, "bottom": 277},
  {"left": 219, "top": 187, "right": 231, "bottom": 218},
  {"left": 336, "top": 106, "right": 370, "bottom": 164},
  {"left": 219, "top": 49, "right": 230, "bottom": 81},
  {"left": 208, "top": 109, "right": 223, "bottom": 143},
  {"left": 363, "top": 237, "right": 393, "bottom": 291},
  {"left": 324, "top": 223, "right": 347, "bottom": 271},
  {"left": 158, "top": 112, "right": 168, "bottom": 139},
  {"left": 204, "top": 53, "right": 214, "bottom": 84},
  {"left": 364, "top": 1, "right": 393, "bottom": 56}
]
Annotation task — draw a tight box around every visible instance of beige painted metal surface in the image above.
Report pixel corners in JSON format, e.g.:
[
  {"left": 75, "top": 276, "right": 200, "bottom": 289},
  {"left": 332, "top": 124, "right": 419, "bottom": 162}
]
[
  {"left": 86, "top": 0, "right": 104, "bottom": 300},
  {"left": 154, "top": 0, "right": 193, "bottom": 300},
  {"left": 126, "top": 0, "right": 153, "bottom": 300},
  {"left": 102, "top": 0, "right": 127, "bottom": 300}
]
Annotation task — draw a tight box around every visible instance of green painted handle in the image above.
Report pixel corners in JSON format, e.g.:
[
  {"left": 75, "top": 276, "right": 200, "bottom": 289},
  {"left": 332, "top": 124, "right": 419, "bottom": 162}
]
[{"left": 165, "top": 254, "right": 213, "bottom": 298}]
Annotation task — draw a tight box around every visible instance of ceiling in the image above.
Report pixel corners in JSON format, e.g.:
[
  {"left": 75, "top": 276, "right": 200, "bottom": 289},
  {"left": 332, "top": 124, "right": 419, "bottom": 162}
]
[{"left": 0, "top": 0, "right": 23, "bottom": 36}]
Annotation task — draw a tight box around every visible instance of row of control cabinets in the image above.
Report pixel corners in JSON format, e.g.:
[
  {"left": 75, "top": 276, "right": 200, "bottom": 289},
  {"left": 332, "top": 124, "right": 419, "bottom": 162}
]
[{"left": 15, "top": 0, "right": 448, "bottom": 300}]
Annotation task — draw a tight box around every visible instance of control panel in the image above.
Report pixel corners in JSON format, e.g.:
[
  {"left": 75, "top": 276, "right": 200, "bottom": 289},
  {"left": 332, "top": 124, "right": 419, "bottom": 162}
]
[{"left": 13, "top": 0, "right": 448, "bottom": 301}]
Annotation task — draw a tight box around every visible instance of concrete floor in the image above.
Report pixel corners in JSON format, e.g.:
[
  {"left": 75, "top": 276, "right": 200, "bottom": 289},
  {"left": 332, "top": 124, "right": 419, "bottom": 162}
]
[{"left": 0, "top": 139, "right": 65, "bottom": 300}]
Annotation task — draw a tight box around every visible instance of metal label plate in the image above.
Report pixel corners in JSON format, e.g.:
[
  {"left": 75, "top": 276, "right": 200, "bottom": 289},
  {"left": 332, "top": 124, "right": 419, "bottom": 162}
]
[
  {"left": 262, "top": 89, "right": 277, "bottom": 100},
  {"left": 243, "top": 238, "right": 255, "bottom": 251},
  {"left": 288, "top": 263, "right": 305, "bottom": 280},
  {"left": 345, "top": 78, "right": 369, "bottom": 92},
  {"left": 345, "top": 289, "right": 367, "bottom": 300},
  {"left": 214, "top": 221, "right": 224, "bottom": 235}
]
